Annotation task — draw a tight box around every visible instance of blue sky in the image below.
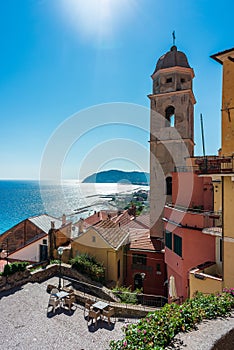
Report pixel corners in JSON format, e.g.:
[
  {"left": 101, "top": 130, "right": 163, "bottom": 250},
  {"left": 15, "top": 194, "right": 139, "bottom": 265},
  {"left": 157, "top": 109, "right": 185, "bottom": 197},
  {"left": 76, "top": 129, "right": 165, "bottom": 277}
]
[{"left": 0, "top": 0, "right": 233, "bottom": 180}]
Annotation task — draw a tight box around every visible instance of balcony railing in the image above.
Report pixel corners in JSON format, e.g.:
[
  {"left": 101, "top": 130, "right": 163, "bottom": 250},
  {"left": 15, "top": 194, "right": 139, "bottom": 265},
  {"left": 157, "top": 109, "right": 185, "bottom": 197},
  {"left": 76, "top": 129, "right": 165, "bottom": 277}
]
[
  {"left": 175, "top": 155, "right": 234, "bottom": 175},
  {"left": 165, "top": 204, "right": 222, "bottom": 229},
  {"left": 166, "top": 203, "right": 221, "bottom": 217}
]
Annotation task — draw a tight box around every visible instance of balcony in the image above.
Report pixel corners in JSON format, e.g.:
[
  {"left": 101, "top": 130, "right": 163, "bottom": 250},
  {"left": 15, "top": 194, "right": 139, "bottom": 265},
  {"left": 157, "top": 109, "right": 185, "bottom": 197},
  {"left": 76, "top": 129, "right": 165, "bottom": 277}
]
[
  {"left": 176, "top": 155, "right": 234, "bottom": 175},
  {"left": 189, "top": 262, "right": 222, "bottom": 296},
  {"left": 164, "top": 204, "right": 222, "bottom": 230}
]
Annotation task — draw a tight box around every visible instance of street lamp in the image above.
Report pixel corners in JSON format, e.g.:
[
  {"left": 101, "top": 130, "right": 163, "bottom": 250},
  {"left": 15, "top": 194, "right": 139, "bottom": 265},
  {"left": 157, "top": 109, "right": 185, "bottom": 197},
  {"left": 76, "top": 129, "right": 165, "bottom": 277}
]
[{"left": 57, "top": 247, "right": 64, "bottom": 290}]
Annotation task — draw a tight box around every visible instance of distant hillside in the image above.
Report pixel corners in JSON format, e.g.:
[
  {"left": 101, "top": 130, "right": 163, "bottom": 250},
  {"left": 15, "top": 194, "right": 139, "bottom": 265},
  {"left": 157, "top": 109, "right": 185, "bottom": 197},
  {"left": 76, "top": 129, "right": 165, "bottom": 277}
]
[{"left": 82, "top": 170, "right": 149, "bottom": 185}]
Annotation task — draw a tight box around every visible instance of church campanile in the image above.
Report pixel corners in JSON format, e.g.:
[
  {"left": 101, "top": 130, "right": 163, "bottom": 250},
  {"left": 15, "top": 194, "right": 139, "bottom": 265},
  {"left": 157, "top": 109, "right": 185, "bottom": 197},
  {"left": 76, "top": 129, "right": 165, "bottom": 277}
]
[{"left": 149, "top": 44, "right": 196, "bottom": 237}]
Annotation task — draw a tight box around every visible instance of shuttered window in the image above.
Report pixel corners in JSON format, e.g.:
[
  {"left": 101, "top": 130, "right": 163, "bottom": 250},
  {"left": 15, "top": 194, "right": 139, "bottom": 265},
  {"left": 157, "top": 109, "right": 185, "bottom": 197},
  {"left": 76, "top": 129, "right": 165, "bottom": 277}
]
[
  {"left": 165, "top": 230, "right": 172, "bottom": 250},
  {"left": 174, "top": 234, "right": 182, "bottom": 257}
]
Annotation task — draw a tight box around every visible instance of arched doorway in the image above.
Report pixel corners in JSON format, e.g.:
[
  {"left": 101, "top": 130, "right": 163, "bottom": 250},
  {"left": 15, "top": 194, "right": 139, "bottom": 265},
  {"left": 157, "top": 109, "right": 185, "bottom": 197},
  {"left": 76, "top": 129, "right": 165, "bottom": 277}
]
[{"left": 134, "top": 273, "right": 143, "bottom": 290}]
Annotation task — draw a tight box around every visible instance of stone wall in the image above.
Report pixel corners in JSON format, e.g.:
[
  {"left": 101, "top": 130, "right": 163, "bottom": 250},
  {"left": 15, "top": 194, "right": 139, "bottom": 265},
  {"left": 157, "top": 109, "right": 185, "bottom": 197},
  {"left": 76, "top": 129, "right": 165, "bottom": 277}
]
[{"left": 0, "top": 263, "right": 156, "bottom": 318}]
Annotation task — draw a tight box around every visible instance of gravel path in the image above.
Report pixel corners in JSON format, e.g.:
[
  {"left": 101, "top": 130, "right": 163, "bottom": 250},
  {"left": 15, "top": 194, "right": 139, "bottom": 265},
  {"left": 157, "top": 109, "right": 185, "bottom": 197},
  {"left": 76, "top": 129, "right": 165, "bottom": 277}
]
[
  {"left": 0, "top": 277, "right": 138, "bottom": 350},
  {"left": 2, "top": 278, "right": 234, "bottom": 349}
]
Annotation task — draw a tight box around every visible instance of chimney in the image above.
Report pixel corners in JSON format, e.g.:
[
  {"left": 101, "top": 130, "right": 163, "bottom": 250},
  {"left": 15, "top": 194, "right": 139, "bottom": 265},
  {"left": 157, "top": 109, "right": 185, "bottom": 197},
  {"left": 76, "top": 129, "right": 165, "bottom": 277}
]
[
  {"left": 78, "top": 219, "right": 84, "bottom": 234},
  {"left": 62, "top": 214, "right": 66, "bottom": 226},
  {"left": 51, "top": 221, "right": 55, "bottom": 229}
]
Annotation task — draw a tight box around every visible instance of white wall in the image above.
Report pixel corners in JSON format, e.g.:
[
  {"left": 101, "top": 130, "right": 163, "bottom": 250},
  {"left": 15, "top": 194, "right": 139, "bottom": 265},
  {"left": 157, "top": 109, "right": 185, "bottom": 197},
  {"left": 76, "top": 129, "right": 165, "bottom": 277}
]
[{"left": 9, "top": 237, "right": 47, "bottom": 262}]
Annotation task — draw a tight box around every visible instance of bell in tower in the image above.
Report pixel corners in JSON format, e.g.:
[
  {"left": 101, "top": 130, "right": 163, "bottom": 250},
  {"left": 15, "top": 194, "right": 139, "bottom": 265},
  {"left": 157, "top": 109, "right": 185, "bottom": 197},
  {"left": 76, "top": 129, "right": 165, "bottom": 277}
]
[{"left": 149, "top": 43, "right": 196, "bottom": 237}]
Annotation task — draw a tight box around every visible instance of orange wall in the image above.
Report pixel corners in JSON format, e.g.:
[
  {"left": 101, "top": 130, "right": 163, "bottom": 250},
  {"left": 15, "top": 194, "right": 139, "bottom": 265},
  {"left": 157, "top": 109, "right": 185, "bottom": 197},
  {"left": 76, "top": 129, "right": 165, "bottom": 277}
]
[
  {"left": 172, "top": 172, "right": 213, "bottom": 211},
  {"left": 165, "top": 206, "right": 215, "bottom": 232}
]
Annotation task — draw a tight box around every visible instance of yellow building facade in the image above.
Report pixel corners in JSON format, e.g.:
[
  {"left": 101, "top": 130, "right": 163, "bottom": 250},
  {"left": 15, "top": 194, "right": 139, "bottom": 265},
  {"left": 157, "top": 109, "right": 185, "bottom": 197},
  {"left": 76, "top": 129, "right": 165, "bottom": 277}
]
[
  {"left": 189, "top": 48, "right": 234, "bottom": 296},
  {"left": 71, "top": 224, "right": 128, "bottom": 286},
  {"left": 212, "top": 48, "right": 234, "bottom": 289}
]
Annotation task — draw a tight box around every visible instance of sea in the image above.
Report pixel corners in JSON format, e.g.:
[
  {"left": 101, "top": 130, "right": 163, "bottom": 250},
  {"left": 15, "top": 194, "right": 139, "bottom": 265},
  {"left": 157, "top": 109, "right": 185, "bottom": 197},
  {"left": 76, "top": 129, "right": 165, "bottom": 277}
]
[{"left": 0, "top": 180, "right": 149, "bottom": 235}]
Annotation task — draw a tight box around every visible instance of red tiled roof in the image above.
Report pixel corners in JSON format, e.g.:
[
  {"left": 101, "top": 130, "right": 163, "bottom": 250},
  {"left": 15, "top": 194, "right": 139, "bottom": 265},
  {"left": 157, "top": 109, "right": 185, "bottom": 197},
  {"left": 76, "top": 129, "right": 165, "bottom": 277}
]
[
  {"left": 121, "top": 213, "right": 150, "bottom": 230},
  {"left": 134, "top": 213, "right": 150, "bottom": 228},
  {"left": 93, "top": 219, "right": 129, "bottom": 250},
  {"left": 129, "top": 229, "right": 162, "bottom": 251},
  {"left": 84, "top": 210, "right": 117, "bottom": 226},
  {"left": 112, "top": 209, "right": 134, "bottom": 226}
]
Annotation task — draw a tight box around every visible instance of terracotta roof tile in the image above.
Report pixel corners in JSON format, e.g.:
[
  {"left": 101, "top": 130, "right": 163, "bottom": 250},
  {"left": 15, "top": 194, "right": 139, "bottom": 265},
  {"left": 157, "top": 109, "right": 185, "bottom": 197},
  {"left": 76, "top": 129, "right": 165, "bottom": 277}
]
[
  {"left": 129, "top": 229, "right": 162, "bottom": 251},
  {"left": 121, "top": 213, "right": 150, "bottom": 230},
  {"left": 83, "top": 210, "right": 117, "bottom": 226},
  {"left": 93, "top": 220, "right": 129, "bottom": 250}
]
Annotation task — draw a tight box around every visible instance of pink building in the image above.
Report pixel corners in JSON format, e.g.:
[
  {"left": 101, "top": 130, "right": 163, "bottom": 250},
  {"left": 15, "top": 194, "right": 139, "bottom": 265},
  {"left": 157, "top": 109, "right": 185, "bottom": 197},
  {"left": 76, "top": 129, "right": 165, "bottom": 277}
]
[{"left": 163, "top": 172, "right": 220, "bottom": 302}]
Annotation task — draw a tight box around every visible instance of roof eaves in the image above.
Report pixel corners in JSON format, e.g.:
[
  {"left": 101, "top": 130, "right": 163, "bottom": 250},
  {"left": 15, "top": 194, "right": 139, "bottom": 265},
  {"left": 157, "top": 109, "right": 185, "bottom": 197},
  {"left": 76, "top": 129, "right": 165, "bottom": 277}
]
[
  {"left": 115, "top": 231, "right": 130, "bottom": 251},
  {"left": 211, "top": 47, "right": 234, "bottom": 65}
]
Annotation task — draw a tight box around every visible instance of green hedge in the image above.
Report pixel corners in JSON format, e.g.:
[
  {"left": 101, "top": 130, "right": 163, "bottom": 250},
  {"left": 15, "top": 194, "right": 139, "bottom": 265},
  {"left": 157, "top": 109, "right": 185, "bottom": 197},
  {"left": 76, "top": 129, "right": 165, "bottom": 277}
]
[
  {"left": 70, "top": 253, "right": 105, "bottom": 283},
  {"left": 2, "top": 261, "right": 29, "bottom": 276},
  {"left": 110, "top": 291, "right": 234, "bottom": 350}
]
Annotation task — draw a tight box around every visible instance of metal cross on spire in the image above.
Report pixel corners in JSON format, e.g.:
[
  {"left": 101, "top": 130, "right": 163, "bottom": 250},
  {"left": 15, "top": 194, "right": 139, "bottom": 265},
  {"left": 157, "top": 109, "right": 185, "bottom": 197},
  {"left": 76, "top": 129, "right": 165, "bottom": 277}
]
[{"left": 172, "top": 31, "right": 176, "bottom": 46}]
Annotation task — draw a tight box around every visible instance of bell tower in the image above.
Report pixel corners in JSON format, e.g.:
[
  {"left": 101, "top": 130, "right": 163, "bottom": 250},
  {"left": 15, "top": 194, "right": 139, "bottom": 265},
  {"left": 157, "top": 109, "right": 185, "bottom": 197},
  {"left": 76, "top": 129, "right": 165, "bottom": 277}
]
[{"left": 149, "top": 44, "right": 196, "bottom": 237}]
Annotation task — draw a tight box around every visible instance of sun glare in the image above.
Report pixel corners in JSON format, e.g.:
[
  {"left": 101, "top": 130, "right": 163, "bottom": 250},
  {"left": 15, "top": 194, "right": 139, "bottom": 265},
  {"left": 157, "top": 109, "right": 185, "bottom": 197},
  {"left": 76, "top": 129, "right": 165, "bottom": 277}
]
[{"left": 59, "top": 0, "right": 135, "bottom": 44}]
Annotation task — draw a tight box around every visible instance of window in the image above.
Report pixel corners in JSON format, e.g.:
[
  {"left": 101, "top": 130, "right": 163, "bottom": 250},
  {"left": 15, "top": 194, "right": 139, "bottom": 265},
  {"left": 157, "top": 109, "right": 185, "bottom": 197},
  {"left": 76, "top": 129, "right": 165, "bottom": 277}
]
[
  {"left": 132, "top": 254, "right": 147, "bottom": 265},
  {"left": 156, "top": 264, "right": 162, "bottom": 275},
  {"left": 166, "top": 77, "right": 172, "bottom": 83},
  {"left": 220, "top": 239, "right": 223, "bottom": 262},
  {"left": 174, "top": 234, "right": 182, "bottom": 257},
  {"left": 181, "top": 78, "right": 185, "bottom": 83},
  {"left": 165, "top": 106, "right": 175, "bottom": 127},
  {"left": 92, "top": 236, "right": 96, "bottom": 243},
  {"left": 165, "top": 231, "right": 172, "bottom": 250},
  {"left": 117, "top": 259, "right": 120, "bottom": 279},
  {"left": 166, "top": 176, "right": 172, "bottom": 195},
  {"left": 42, "top": 239, "right": 47, "bottom": 245}
]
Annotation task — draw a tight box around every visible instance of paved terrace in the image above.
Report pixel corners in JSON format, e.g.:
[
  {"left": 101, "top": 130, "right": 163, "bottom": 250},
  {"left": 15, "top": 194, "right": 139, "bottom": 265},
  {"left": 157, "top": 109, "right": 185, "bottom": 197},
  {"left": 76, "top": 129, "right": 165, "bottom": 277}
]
[{"left": 0, "top": 277, "right": 139, "bottom": 350}]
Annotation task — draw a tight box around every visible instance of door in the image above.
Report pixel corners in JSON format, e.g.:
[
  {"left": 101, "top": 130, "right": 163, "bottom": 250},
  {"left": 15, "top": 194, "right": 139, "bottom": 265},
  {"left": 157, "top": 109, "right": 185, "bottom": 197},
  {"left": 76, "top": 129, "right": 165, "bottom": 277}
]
[
  {"left": 39, "top": 244, "right": 48, "bottom": 261},
  {"left": 134, "top": 273, "right": 143, "bottom": 290}
]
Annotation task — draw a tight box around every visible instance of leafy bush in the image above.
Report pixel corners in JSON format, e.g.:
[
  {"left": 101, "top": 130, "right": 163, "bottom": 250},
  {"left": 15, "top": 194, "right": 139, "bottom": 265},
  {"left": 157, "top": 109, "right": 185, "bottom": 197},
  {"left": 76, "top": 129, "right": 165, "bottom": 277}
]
[
  {"left": 2, "top": 262, "right": 29, "bottom": 276},
  {"left": 50, "top": 259, "right": 60, "bottom": 265},
  {"left": 110, "top": 291, "right": 234, "bottom": 350},
  {"left": 112, "top": 286, "right": 142, "bottom": 304},
  {"left": 70, "top": 253, "right": 105, "bottom": 283}
]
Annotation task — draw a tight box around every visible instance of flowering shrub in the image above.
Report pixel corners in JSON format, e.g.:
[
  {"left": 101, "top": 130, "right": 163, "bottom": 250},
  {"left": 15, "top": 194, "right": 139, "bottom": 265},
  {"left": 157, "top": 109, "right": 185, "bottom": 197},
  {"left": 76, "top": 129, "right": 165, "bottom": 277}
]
[
  {"left": 223, "top": 287, "right": 234, "bottom": 298},
  {"left": 70, "top": 253, "right": 105, "bottom": 283},
  {"left": 110, "top": 291, "right": 234, "bottom": 350}
]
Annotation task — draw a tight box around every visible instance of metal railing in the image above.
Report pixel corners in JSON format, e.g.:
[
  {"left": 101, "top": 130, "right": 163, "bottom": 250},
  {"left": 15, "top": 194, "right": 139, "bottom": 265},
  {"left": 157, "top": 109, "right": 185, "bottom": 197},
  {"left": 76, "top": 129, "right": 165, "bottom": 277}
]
[
  {"left": 61, "top": 275, "right": 167, "bottom": 308},
  {"left": 175, "top": 156, "right": 234, "bottom": 174}
]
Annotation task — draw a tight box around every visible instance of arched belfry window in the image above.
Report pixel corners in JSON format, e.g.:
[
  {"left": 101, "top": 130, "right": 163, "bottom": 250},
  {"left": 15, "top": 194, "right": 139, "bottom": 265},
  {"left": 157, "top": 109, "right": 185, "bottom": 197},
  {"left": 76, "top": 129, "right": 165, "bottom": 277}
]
[
  {"left": 166, "top": 176, "right": 172, "bottom": 195},
  {"left": 165, "top": 106, "right": 175, "bottom": 127}
]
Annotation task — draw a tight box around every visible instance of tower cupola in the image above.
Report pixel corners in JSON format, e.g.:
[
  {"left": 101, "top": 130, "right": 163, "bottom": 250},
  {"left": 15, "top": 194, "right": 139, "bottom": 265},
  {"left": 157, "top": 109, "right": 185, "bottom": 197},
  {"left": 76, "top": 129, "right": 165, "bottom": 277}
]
[{"left": 153, "top": 45, "right": 191, "bottom": 73}]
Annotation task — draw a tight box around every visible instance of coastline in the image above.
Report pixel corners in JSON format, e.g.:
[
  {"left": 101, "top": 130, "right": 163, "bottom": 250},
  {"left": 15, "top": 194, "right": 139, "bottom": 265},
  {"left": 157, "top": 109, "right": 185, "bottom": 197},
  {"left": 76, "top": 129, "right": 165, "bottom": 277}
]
[{"left": 0, "top": 180, "right": 149, "bottom": 235}]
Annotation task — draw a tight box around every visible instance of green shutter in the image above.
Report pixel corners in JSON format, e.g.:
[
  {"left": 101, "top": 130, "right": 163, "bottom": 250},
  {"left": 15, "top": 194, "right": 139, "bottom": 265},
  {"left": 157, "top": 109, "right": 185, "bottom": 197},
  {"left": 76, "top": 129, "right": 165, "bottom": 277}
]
[
  {"left": 165, "top": 231, "right": 172, "bottom": 250},
  {"left": 174, "top": 234, "right": 182, "bottom": 257}
]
